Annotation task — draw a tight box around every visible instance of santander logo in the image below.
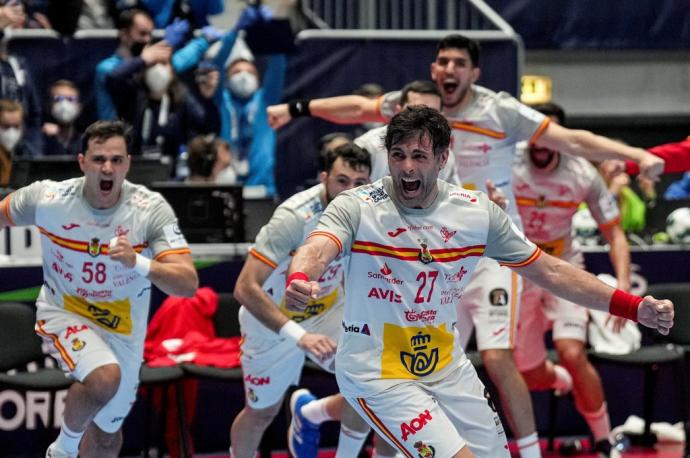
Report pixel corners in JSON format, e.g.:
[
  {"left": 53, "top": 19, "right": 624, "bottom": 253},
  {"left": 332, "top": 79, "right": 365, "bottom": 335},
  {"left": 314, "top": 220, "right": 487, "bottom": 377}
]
[
  {"left": 380, "top": 263, "right": 392, "bottom": 276},
  {"left": 387, "top": 227, "right": 407, "bottom": 237}
]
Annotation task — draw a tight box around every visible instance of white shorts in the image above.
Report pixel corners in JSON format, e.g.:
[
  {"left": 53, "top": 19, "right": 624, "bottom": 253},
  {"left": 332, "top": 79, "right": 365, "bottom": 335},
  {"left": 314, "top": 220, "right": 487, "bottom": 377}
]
[
  {"left": 455, "top": 257, "right": 521, "bottom": 351},
  {"left": 513, "top": 278, "right": 589, "bottom": 372},
  {"left": 347, "top": 359, "right": 508, "bottom": 458},
  {"left": 238, "top": 305, "right": 342, "bottom": 409},
  {"left": 35, "top": 305, "right": 142, "bottom": 433}
]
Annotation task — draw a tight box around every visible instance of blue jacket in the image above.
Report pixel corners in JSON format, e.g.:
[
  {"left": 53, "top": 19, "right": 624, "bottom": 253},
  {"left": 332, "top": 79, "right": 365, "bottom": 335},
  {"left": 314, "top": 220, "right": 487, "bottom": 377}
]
[
  {"left": 664, "top": 172, "right": 690, "bottom": 200},
  {"left": 212, "top": 32, "right": 286, "bottom": 196},
  {"left": 141, "top": 0, "right": 224, "bottom": 28}
]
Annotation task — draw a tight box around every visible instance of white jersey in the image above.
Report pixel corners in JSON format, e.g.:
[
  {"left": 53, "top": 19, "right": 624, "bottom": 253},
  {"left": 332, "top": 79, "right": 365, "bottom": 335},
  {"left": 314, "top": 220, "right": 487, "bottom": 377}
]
[
  {"left": 378, "top": 86, "right": 549, "bottom": 227},
  {"left": 313, "top": 177, "right": 540, "bottom": 397},
  {"left": 2, "top": 178, "right": 190, "bottom": 348},
  {"left": 513, "top": 147, "right": 620, "bottom": 259},
  {"left": 247, "top": 183, "right": 346, "bottom": 327},
  {"left": 355, "top": 125, "right": 461, "bottom": 185}
]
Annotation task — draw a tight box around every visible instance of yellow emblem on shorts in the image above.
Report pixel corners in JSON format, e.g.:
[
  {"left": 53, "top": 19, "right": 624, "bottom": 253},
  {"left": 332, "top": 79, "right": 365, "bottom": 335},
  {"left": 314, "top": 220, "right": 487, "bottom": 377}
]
[
  {"left": 64, "top": 295, "right": 133, "bottom": 335},
  {"left": 381, "top": 323, "right": 453, "bottom": 379}
]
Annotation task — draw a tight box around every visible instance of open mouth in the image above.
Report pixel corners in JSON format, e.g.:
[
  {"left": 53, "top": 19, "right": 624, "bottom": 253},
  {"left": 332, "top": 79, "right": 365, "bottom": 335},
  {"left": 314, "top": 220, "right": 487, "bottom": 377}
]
[
  {"left": 100, "top": 180, "right": 113, "bottom": 192},
  {"left": 442, "top": 80, "right": 458, "bottom": 94},
  {"left": 401, "top": 177, "right": 421, "bottom": 193}
]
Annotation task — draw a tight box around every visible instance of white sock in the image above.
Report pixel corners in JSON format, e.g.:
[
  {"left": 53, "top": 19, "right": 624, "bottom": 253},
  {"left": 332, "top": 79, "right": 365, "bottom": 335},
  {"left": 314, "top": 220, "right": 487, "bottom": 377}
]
[
  {"left": 516, "top": 432, "right": 541, "bottom": 458},
  {"left": 552, "top": 364, "right": 573, "bottom": 395},
  {"left": 54, "top": 422, "right": 84, "bottom": 455},
  {"left": 581, "top": 402, "right": 611, "bottom": 442},
  {"left": 301, "top": 397, "right": 335, "bottom": 425},
  {"left": 334, "top": 424, "right": 369, "bottom": 458}
]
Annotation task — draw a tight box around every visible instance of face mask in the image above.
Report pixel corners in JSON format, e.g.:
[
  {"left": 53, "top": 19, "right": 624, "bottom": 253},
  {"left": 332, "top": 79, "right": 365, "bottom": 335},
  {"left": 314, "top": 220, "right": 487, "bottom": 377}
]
[
  {"left": 0, "top": 127, "right": 21, "bottom": 151},
  {"left": 130, "top": 41, "right": 145, "bottom": 57},
  {"left": 52, "top": 100, "right": 80, "bottom": 124},
  {"left": 145, "top": 64, "right": 173, "bottom": 93},
  {"left": 228, "top": 71, "right": 258, "bottom": 99}
]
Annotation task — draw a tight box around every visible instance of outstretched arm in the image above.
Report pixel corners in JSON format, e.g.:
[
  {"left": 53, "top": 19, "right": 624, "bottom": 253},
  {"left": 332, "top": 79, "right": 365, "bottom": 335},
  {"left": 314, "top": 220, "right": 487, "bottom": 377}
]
[{"left": 267, "top": 95, "right": 385, "bottom": 129}]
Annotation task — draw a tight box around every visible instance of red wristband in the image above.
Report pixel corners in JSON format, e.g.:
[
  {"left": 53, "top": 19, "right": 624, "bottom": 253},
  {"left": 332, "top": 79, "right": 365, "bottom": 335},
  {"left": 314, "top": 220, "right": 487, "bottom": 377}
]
[
  {"left": 286, "top": 271, "right": 309, "bottom": 289},
  {"left": 609, "top": 289, "right": 642, "bottom": 322}
]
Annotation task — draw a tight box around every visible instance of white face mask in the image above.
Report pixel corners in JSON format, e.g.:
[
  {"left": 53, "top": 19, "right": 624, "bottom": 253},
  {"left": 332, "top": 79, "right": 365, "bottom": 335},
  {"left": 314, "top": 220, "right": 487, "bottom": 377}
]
[
  {"left": 228, "top": 71, "right": 258, "bottom": 99},
  {"left": 145, "top": 64, "right": 173, "bottom": 93},
  {"left": 0, "top": 127, "right": 21, "bottom": 151},
  {"left": 52, "top": 100, "right": 80, "bottom": 124}
]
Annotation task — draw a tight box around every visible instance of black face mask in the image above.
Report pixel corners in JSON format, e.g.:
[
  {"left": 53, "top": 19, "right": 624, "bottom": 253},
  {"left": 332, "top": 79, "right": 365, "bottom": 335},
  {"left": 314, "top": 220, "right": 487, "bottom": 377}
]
[{"left": 130, "top": 41, "right": 146, "bottom": 57}]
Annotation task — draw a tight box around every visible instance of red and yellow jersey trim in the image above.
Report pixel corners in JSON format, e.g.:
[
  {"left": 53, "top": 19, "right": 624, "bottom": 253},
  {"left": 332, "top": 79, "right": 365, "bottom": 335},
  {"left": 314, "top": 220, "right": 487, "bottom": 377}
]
[
  {"left": 515, "top": 196, "right": 580, "bottom": 209},
  {"left": 352, "top": 240, "right": 485, "bottom": 263},
  {"left": 154, "top": 248, "right": 192, "bottom": 260},
  {"left": 357, "top": 398, "right": 413, "bottom": 458},
  {"left": 35, "top": 320, "right": 75, "bottom": 371},
  {"left": 37, "top": 226, "right": 147, "bottom": 256},
  {"left": 1, "top": 193, "right": 15, "bottom": 226},
  {"left": 500, "top": 246, "right": 542, "bottom": 268},
  {"left": 528, "top": 117, "right": 551, "bottom": 145},
  {"left": 248, "top": 248, "right": 278, "bottom": 269},
  {"left": 598, "top": 216, "right": 621, "bottom": 232},
  {"left": 450, "top": 121, "right": 507, "bottom": 140},
  {"left": 308, "top": 230, "right": 343, "bottom": 254}
]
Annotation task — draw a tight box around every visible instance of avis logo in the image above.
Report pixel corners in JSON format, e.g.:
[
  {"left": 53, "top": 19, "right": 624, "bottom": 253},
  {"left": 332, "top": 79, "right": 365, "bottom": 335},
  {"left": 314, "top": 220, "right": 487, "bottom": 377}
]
[
  {"left": 400, "top": 409, "right": 432, "bottom": 441},
  {"left": 387, "top": 227, "right": 406, "bottom": 238},
  {"left": 440, "top": 226, "right": 456, "bottom": 242},
  {"left": 244, "top": 375, "right": 270, "bottom": 386},
  {"left": 367, "top": 287, "right": 402, "bottom": 303}
]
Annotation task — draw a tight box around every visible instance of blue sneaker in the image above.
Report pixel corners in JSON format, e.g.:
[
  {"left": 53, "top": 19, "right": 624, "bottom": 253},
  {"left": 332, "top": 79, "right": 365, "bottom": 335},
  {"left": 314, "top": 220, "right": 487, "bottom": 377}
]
[{"left": 288, "top": 388, "right": 321, "bottom": 458}]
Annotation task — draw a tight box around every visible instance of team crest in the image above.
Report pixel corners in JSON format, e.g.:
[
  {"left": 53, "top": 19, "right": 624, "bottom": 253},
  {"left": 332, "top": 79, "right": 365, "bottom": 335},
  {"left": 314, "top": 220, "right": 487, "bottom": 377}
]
[
  {"left": 88, "top": 238, "right": 101, "bottom": 257},
  {"left": 247, "top": 388, "right": 258, "bottom": 403},
  {"left": 414, "top": 441, "right": 435, "bottom": 458},
  {"left": 71, "top": 338, "right": 86, "bottom": 351},
  {"left": 536, "top": 195, "right": 546, "bottom": 208},
  {"left": 418, "top": 239, "right": 433, "bottom": 264}
]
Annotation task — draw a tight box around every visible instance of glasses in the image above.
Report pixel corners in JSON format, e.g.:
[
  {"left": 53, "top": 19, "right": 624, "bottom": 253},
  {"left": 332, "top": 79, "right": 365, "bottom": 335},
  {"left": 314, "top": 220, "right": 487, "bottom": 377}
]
[{"left": 53, "top": 95, "right": 78, "bottom": 102}]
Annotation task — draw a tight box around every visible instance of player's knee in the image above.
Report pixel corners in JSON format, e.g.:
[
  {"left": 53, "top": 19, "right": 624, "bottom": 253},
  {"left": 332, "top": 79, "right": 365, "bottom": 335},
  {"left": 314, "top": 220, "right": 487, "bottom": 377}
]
[
  {"left": 481, "top": 348, "right": 513, "bottom": 372},
  {"left": 557, "top": 343, "right": 587, "bottom": 369},
  {"left": 85, "top": 426, "right": 122, "bottom": 452},
  {"left": 244, "top": 402, "right": 281, "bottom": 426},
  {"left": 83, "top": 363, "right": 121, "bottom": 405}
]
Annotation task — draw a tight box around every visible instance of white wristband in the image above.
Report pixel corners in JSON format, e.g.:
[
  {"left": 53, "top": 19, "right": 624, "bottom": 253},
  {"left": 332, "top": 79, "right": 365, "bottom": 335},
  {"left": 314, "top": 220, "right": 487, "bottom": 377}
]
[
  {"left": 133, "top": 253, "right": 151, "bottom": 277},
  {"left": 279, "top": 320, "right": 306, "bottom": 345}
]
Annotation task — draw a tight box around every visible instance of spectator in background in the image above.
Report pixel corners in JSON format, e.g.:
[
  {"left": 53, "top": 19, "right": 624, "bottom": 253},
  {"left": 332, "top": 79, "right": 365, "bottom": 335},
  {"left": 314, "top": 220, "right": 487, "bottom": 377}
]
[
  {"left": 186, "top": 134, "right": 236, "bottom": 184},
  {"left": 0, "top": 99, "right": 27, "bottom": 185},
  {"left": 0, "top": 2, "right": 42, "bottom": 155},
  {"left": 599, "top": 160, "right": 647, "bottom": 234},
  {"left": 42, "top": 79, "right": 83, "bottom": 155},
  {"left": 78, "top": 0, "right": 117, "bottom": 30},
  {"left": 95, "top": 9, "right": 214, "bottom": 121},
  {"left": 210, "top": 4, "right": 287, "bottom": 197},
  {"left": 137, "top": 0, "right": 224, "bottom": 29}
]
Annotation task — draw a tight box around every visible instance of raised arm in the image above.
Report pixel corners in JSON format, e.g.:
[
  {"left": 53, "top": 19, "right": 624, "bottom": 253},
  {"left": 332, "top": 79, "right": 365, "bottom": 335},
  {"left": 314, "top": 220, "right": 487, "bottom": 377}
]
[
  {"left": 267, "top": 95, "right": 385, "bottom": 129},
  {"left": 514, "top": 251, "right": 673, "bottom": 334},
  {"left": 535, "top": 122, "right": 664, "bottom": 181}
]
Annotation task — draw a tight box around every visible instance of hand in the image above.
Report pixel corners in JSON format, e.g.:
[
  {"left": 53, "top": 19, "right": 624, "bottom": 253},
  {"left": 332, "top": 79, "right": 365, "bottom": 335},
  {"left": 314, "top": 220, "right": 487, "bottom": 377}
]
[
  {"left": 108, "top": 236, "right": 137, "bottom": 268},
  {"left": 201, "top": 25, "right": 222, "bottom": 43},
  {"left": 141, "top": 41, "right": 172, "bottom": 65},
  {"left": 636, "top": 295, "right": 674, "bottom": 335},
  {"left": 297, "top": 332, "right": 336, "bottom": 362},
  {"left": 42, "top": 122, "right": 59, "bottom": 136},
  {"left": 164, "top": 18, "right": 190, "bottom": 47},
  {"left": 604, "top": 315, "right": 627, "bottom": 334},
  {"left": 638, "top": 152, "right": 664, "bottom": 183},
  {"left": 267, "top": 103, "right": 291, "bottom": 129},
  {"left": 284, "top": 279, "right": 320, "bottom": 311},
  {"left": 234, "top": 5, "right": 271, "bottom": 31},
  {"left": 486, "top": 179, "right": 508, "bottom": 210}
]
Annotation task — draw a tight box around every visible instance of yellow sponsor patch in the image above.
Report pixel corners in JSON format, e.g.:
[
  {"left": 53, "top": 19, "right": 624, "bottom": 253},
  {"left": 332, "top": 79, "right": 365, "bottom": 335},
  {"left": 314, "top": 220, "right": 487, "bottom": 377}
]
[
  {"left": 63, "top": 295, "right": 133, "bottom": 335},
  {"left": 462, "top": 183, "right": 477, "bottom": 191},
  {"left": 381, "top": 323, "right": 454, "bottom": 379},
  {"left": 278, "top": 287, "right": 340, "bottom": 323},
  {"left": 537, "top": 238, "right": 565, "bottom": 257}
]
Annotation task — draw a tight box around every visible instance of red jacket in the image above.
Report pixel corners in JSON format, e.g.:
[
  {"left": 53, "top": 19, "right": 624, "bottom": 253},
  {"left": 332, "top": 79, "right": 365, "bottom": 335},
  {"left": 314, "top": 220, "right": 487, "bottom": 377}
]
[{"left": 626, "top": 137, "right": 690, "bottom": 175}]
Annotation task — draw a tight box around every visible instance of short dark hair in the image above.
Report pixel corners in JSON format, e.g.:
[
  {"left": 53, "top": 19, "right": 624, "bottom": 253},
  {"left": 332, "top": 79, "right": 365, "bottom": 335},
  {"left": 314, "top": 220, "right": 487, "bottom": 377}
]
[
  {"left": 50, "top": 79, "right": 79, "bottom": 94},
  {"left": 116, "top": 8, "right": 152, "bottom": 30},
  {"left": 322, "top": 143, "right": 371, "bottom": 174},
  {"left": 436, "top": 34, "right": 480, "bottom": 67},
  {"left": 187, "top": 135, "right": 228, "bottom": 177},
  {"left": 531, "top": 102, "right": 566, "bottom": 125},
  {"left": 81, "top": 120, "right": 132, "bottom": 155},
  {"left": 400, "top": 80, "right": 441, "bottom": 108},
  {"left": 385, "top": 106, "right": 450, "bottom": 158}
]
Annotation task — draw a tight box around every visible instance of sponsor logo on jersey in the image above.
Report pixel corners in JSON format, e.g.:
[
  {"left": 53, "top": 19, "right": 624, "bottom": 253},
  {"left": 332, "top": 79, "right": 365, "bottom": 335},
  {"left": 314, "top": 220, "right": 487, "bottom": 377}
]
[
  {"left": 404, "top": 310, "right": 437, "bottom": 323},
  {"left": 342, "top": 321, "right": 371, "bottom": 336},
  {"left": 244, "top": 374, "right": 270, "bottom": 386},
  {"left": 356, "top": 186, "right": 388, "bottom": 203},
  {"left": 444, "top": 266, "right": 467, "bottom": 283},
  {"left": 88, "top": 238, "right": 101, "bottom": 257},
  {"left": 64, "top": 324, "right": 88, "bottom": 339},
  {"left": 387, "top": 227, "right": 407, "bottom": 238},
  {"left": 71, "top": 338, "right": 86, "bottom": 351},
  {"left": 440, "top": 287, "right": 463, "bottom": 305},
  {"left": 380, "top": 263, "right": 392, "bottom": 275},
  {"left": 489, "top": 288, "right": 509, "bottom": 306},
  {"left": 418, "top": 239, "right": 433, "bottom": 264},
  {"left": 367, "top": 265, "right": 404, "bottom": 285},
  {"left": 367, "top": 287, "right": 402, "bottom": 303},
  {"left": 414, "top": 441, "right": 436, "bottom": 458},
  {"left": 449, "top": 190, "right": 478, "bottom": 203},
  {"left": 52, "top": 262, "right": 73, "bottom": 282},
  {"left": 440, "top": 226, "right": 456, "bottom": 243},
  {"left": 76, "top": 288, "right": 113, "bottom": 299},
  {"left": 400, "top": 409, "right": 432, "bottom": 441},
  {"left": 61, "top": 223, "right": 80, "bottom": 230}
]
